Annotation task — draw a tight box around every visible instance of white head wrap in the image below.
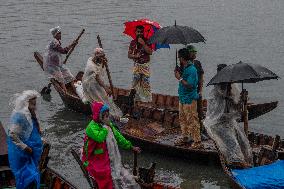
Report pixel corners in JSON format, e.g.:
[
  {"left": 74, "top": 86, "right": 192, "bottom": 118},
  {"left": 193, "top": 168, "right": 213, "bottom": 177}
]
[
  {"left": 50, "top": 26, "right": 61, "bottom": 37},
  {"left": 94, "top": 48, "right": 105, "bottom": 57},
  {"left": 9, "top": 90, "right": 40, "bottom": 124}
]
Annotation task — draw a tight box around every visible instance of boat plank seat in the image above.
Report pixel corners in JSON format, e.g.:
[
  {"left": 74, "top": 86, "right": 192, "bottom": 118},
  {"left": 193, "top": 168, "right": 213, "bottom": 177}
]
[
  {"left": 165, "top": 95, "right": 174, "bottom": 107},
  {"left": 156, "top": 94, "right": 166, "bottom": 107}
]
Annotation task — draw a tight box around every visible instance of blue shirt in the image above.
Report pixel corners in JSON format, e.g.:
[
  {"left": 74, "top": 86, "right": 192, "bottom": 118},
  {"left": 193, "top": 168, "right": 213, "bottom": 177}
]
[{"left": 178, "top": 61, "right": 199, "bottom": 104}]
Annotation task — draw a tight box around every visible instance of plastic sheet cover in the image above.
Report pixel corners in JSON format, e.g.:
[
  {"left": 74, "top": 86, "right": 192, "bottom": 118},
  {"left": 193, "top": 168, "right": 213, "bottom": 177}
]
[{"left": 204, "top": 84, "right": 253, "bottom": 165}]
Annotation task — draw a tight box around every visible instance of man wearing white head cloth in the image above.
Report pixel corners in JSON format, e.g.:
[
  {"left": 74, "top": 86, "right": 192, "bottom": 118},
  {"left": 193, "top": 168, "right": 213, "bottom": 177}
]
[
  {"left": 44, "top": 26, "right": 77, "bottom": 94},
  {"left": 82, "top": 48, "right": 122, "bottom": 118},
  {"left": 7, "top": 90, "right": 44, "bottom": 189}
]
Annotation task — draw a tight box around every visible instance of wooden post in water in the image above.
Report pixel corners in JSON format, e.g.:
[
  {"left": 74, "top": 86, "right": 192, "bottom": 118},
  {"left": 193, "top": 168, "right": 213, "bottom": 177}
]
[
  {"left": 242, "top": 89, "right": 249, "bottom": 136},
  {"left": 97, "top": 35, "right": 114, "bottom": 97}
]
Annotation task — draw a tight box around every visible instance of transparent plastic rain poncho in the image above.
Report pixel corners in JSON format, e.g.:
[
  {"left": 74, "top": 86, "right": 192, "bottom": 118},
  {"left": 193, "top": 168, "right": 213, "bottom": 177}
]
[
  {"left": 82, "top": 49, "right": 122, "bottom": 118},
  {"left": 43, "top": 26, "right": 74, "bottom": 84},
  {"left": 7, "top": 90, "right": 43, "bottom": 189},
  {"left": 104, "top": 124, "right": 141, "bottom": 189},
  {"left": 204, "top": 84, "right": 253, "bottom": 165}
]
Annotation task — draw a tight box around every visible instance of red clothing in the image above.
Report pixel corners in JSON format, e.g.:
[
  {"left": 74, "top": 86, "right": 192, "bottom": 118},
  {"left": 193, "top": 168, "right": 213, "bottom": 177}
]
[
  {"left": 82, "top": 135, "right": 114, "bottom": 189},
  {"left": 129, "top": 39, "right": 151, "bottom": 64}
]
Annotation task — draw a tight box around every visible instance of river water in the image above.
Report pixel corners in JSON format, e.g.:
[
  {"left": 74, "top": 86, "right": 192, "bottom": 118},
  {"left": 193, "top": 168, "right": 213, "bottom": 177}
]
[{"left": 1, "top": 0, "right": 284, "bottom": 188}]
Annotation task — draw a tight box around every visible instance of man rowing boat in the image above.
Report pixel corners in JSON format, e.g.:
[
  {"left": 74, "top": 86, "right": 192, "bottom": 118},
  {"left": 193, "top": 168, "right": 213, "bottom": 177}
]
[
  {"left": 44, "top": 26, "right": 77, "bottom": 94},
  {"left": 82, "top": 48, "right": 122, "bottom": 118}
]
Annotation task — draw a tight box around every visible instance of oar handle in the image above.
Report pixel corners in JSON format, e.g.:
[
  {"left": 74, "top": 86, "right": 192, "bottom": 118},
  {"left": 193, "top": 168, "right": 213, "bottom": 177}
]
[
  {"left": 133, "top": 151, "right": 138, "bottom": 176},
  {"left": 97, "top": 35, "right": 114, "bottom": 97},
  {"left": 70, "top": 149, "right": 97, "bottom": 189},
  {"left": 63, "top": 29, "right": 85, "bottom": 64}
]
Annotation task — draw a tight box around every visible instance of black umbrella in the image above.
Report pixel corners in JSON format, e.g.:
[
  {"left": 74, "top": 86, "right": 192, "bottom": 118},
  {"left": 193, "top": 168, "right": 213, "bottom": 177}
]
[
  {"left": 207, "top": 61, "right": 279, "bottom": 86},
  {"left": 148, "top": 21, "right": 205, "bottom": 66},
  {"left": 149, "top": 21, "right": 206, "bottom": 45},
  {"left": 207, "top": 61, "right": 279, "bottom": 136}
]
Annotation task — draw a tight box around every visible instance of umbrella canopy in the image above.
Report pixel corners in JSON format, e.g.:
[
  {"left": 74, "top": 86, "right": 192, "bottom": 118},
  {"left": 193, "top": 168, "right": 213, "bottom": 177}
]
[
  {"left": 207, "top": 61, "right": 279, "bottom": 86},
  {"left": 149, "top": 23, "right": 206, "bottom": 45},
  {"left": 123, "top": 18, "right": 161, "bottom": 40}
]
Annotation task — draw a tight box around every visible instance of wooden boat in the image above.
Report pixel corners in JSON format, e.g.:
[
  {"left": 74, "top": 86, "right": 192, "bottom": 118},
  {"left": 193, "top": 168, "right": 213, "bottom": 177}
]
[
  {"left": 1, "top": 124, "right": 178, "bottom": 189},
  {"left": 33, "top": 51, "right": 281, "bottom": 163},
  {"left": 34, "top": 51, "right": 278, "bottom": 120},
  {"left": 0, "top": 122, "right": 78, "bottom": 189},
  {"left": 220, "top": 135, "right": 283, "bottom": 189},
  {"left": 71, "top": 149, "right": 180, "bottom": 189}
]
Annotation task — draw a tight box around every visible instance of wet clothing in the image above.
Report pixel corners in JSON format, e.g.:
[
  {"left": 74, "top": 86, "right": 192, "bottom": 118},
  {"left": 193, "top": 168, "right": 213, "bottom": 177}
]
[
  {"left": 204, "top": 84, "right": 253, "bottom": 165},
  {"left": 129, "top": 40, "right": 152, "bottom": 102},
  {"left": 82, "top": 120, "right": 140, "bottom": 189},
  {"left": 178, "top": 61, "right": 199, "bottom": 104},
  {"left": 82, "top": 57, "right": 122, "bottom": 117},
  {"left": 129, "top": 40, "right": 151, "bottom": 64},
  {"left": 8, "top": 113, "right": 43, "bottom": 189},
  {"left": 194, "top": 60, "right": 205, "bottom": 124},
  {"left": 179, "top": 101, "right": 201, "bottom": 142},
  {"left": 44, "top": 38, "right": 74, "bottom": 84},
  {"left": 193, "top": 60, "right": 204, "bottom": 93},
  {"left": 178, "top": 61, "right": 201, "bottom": 142}
]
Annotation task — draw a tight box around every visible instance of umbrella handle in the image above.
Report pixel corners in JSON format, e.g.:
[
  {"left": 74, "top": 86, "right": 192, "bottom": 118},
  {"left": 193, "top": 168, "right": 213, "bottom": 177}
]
[{"left": 176, "top": 49, "right": 178, "bottom": 67}]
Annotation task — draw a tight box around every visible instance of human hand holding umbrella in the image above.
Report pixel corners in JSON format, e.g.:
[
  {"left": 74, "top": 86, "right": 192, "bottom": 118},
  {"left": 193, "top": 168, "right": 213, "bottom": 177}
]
[
  {"left": 207, "top": 61, "right": 279, "bottom": 135},
  {"left": 148, "top": 20, "right": 206, "bottom": 66}
]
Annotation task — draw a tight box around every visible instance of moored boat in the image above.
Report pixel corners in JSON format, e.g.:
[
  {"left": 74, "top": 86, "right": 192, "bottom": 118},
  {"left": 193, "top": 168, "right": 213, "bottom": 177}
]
[
  {"left": 33, "top": 51, "right": 282, "bottom": 164},
  {"left": 34, "top": 51, "right": 278, "bottom": 120},
  {"left": 220, "top": 135, "right": 284, "bottom": 189},
  {"left": 0, "top": 122, "right": 78, "bottom": 189}
]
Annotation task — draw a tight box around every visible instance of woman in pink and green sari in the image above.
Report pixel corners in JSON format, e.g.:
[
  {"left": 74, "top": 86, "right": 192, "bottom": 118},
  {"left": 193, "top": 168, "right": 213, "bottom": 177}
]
[{"left": 81, "top": 101, "right": 141, "bottom": 189}]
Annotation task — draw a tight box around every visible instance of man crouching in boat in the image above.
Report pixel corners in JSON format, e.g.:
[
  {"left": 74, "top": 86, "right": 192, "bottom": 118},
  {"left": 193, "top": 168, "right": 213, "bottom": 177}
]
[
  {"left": 82, "top": 101, "right": 141, "bottom": 189},
  {"left": 82, "top": 48, "right": 122, "bottom": 118},
  {"left": 7, "top": 90, "right": 44, "bottom": 189},
  {"left": 44, "top": 26, "right": 77, "bottom": 94}
]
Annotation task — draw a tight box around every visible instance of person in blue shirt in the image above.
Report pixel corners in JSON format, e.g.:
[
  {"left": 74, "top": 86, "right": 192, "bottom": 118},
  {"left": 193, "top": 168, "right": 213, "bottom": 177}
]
[{"left": 174, "top": 48, "right": 201, "bottom": 148}]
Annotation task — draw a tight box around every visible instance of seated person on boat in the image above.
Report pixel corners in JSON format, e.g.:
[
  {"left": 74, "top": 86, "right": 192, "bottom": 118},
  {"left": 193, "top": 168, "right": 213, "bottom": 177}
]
[
  {"left": 82, "top": 48, "right": 122, "bottom": 118},
  {"left": 74, "top": 71, "right": 86, "bottom": 101},
  {"left": 204, "top": 64, "right": 253, "bottom": 168},
  {"left": 7, "top": 90, "right": 44, "bottom": 189},
  {"left": 44, "top": 26, "right": 77, "bottom": 94},
  {"left": 81, "top": 101, "right": 141, "bottom": 189}
]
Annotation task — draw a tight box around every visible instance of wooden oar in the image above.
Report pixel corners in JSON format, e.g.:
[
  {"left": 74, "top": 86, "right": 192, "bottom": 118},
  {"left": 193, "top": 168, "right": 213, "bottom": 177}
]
[
  {"left": 34, "top": 52, "right": 53, "bottom": 95},
  {"left": 97, "top": 35, "right": 114, "bottom": 97},
  {"left": 70, "top": 149, "right": 97, "bottom": 189},
  {"left": 133, "top": 151, "right": 138, "bottom": 176},
  {"left": 39, "top": 143, "right": 51, "bottom": 173},
  {"left": 63, "top": 29, "right": 85, "bottom": 65}
]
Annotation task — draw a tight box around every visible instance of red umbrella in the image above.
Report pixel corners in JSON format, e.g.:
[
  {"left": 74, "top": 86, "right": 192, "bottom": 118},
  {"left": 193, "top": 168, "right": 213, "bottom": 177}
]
[{"left": 123, "top": 18, "right": 161, "bottom": 40}]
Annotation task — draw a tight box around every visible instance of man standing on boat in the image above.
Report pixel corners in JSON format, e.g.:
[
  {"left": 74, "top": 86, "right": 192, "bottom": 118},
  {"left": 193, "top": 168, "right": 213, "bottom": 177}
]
[
  {"left": 174, "top": 48, "right": 201, "bottom": 148},
  {"left": 186, "top": 45, "right": 205, "bottom": 135},
  {"left": 44, "top": 26, "right": 77, "bottom": 94},
  {"left": 82, "top": 48, "right": 122, "bottom": 118},
  {"left": 81, "top": 101, "right": 141, "bottom": 189},
  {"left": 7, "top": 90, "right": 44, "bottom": 189},
  {"left": 128, "top": 25, "right": 153, "bottom": 102}
]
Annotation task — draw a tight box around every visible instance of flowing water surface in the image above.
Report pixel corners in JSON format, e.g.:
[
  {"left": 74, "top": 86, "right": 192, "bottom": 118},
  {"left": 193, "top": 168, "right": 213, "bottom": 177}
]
[{"left": 1, "top": 0, "right": 284, "bottom": 188}]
